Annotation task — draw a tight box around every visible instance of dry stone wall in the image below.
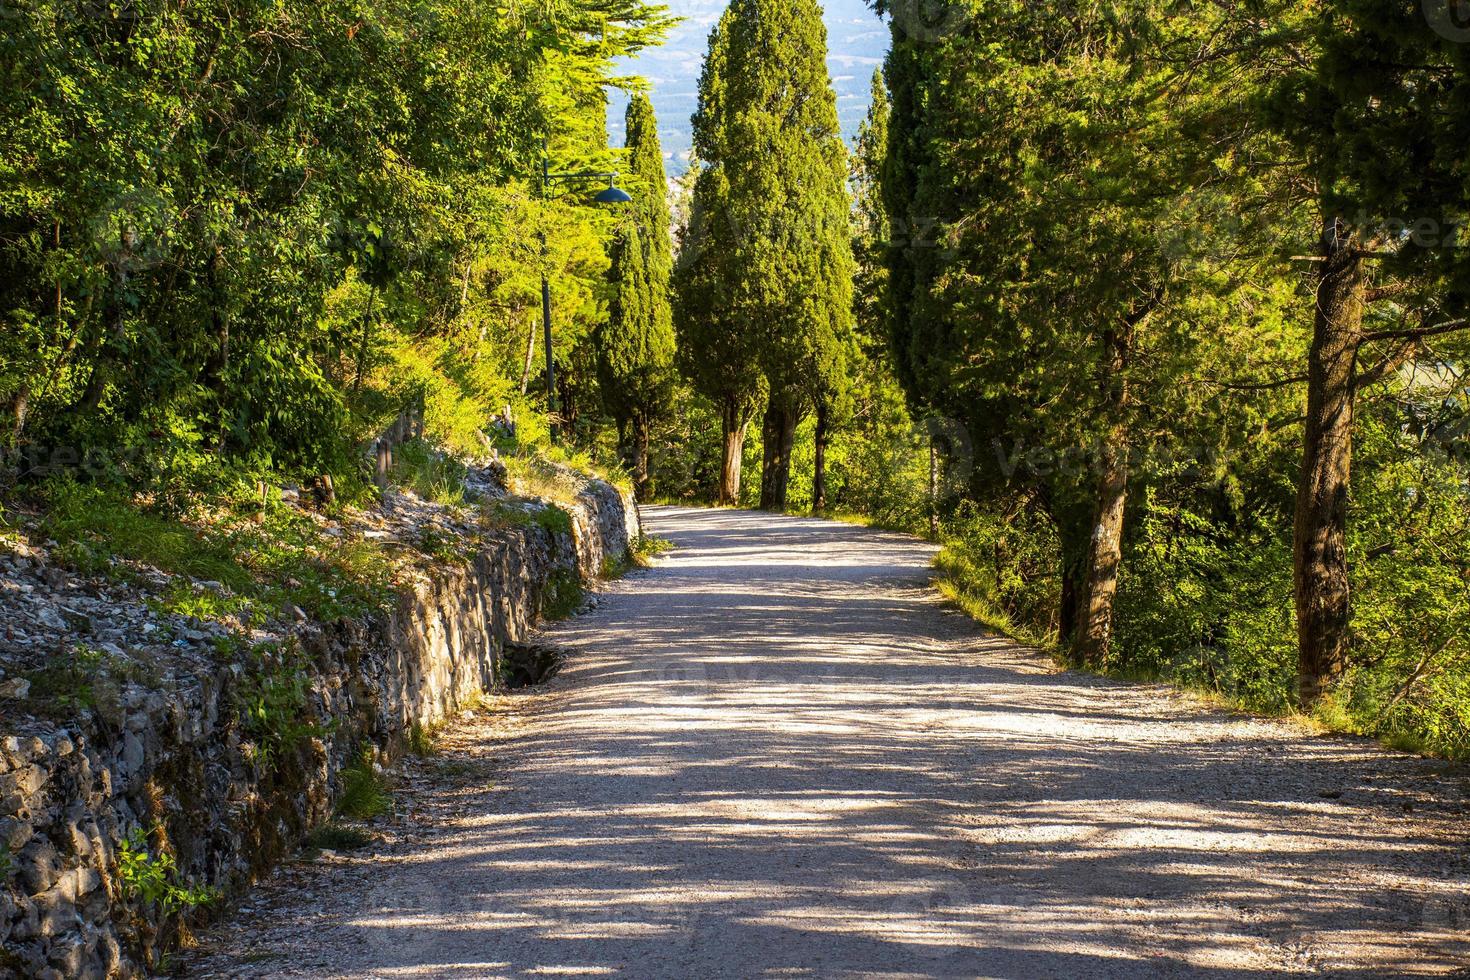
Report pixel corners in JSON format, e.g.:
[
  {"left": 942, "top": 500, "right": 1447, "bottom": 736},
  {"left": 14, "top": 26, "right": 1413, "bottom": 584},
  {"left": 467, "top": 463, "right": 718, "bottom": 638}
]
[{"left": 0, "top": 479, "right": 638, "bottom": 979}]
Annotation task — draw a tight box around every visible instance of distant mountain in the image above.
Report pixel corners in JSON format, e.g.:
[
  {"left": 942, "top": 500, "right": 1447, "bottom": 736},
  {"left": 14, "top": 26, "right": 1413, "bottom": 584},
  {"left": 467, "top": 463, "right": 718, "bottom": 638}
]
[{"left": 609, "top": 0, "right": 888, "bottom": 174}]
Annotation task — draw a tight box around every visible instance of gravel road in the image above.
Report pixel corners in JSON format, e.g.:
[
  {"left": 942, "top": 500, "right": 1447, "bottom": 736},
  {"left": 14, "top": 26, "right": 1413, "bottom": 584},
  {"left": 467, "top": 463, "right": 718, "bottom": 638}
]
[{"left": 191, "top": 506, "right": 1470, "bottom": 978}]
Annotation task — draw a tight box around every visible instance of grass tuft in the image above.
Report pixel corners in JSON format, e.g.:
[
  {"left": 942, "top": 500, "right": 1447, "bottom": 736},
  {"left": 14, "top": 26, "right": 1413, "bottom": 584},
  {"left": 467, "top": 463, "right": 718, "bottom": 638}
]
[
  {"left": 391, "top": 439, "right": 468, "bottom": 507},
  {"left": 407, "top": 721, "right": 438, "bottom": 757},
  {"left": 335, "top": 746, "right": 392, "bottom": 820},
  {"left": 305, "top": 823, "right": 374, "bottom": 853}
]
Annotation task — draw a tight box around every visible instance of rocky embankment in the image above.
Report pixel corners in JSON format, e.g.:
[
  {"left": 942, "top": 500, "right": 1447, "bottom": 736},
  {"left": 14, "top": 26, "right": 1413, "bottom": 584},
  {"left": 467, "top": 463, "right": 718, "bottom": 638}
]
[{"left": 0, "top": 462, "right": 637, "bottom": 978}]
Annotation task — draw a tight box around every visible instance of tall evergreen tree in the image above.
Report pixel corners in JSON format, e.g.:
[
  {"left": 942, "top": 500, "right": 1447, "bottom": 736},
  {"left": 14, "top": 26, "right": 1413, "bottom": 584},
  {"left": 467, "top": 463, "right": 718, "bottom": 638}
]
[
  {"left": 676, "top": 11, "right": 765, "bottom": 505},
  {"left": 1264, "top": 0, "right": 1470, "bottom": 705},
  {"left": 878, "top": 0, "right": 1306, "bottom": 665},
  {"left": 597, "top": 93, "right": 676, "bottom": 500},
  {"left": 678, "top": 0, "right": 856, "bottom": 512},
  {"left": 853, "top": 69, "right": 890, "bottom": 350}
]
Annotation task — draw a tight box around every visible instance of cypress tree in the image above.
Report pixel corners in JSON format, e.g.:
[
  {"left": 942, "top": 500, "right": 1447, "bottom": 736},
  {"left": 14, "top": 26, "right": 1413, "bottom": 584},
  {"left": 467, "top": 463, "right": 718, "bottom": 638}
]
[
  {"left": 878, "top": 0, "right": 1310, "bottom": 665},
  {"left": 676, "top": 11, "right": 765, "bottom": 506},
  {"left": 598, "top": 93, "right": 676, "bottom": 500},
  {"left": 1266, "top": 0, "right": 1470, "bottom": 705},
  {"left": 677, "top": 0, "right": 856, "bottom": 511}
]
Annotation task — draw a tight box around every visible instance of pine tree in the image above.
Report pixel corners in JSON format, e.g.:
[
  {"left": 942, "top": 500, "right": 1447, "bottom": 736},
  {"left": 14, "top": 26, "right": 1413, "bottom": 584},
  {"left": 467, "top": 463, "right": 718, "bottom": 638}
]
[{"left": 597, "top": 93, "right": 676, "bottom": 500}]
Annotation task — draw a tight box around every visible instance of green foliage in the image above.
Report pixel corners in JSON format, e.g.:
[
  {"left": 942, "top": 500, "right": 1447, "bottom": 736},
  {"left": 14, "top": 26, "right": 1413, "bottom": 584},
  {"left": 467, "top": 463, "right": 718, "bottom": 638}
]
[
  {"left": 117, "top": 827, "right": 220, "bottom": 916},
  {"left": 534, "top": 505, "right": 574, "bottom": 538},
  {"left": 305, "top": 823, "right": 374, "bottom": 853},
  {"left": 677, "top": 0, "right": 857, "bottom": 507},
  {"left": 479, "top": 500, "right": 537, "bottom": 531},
  {"left": 0, "top": 0, "right": 672, "bottom": 502},
  {"left": 407, "top": 722, "right": 438, "bottom": 758},
  {"left": 540, "top": 568, "right": 585, "bottom": 621},
  {"left": 856, "top": 0, "right": 1470, "bottom": 757},
  {"left": 643, "top": 388, "right": 725, "bottom": 502},
  {"left": 633, "top": 534, "right": 673, "bottom": 563},
  {"left": 302, "top": 822, "right": 373, "bottom": 852},
  {"left": 392, "top": 440, "right": 468, "bottom": 508},
  {"left": 934, "top": 503, "right": 1064, "bottom": 650},
  {"left": 236, "top": 643, "right": 323, "bottom": 773},
  {"left": 675, "top": 10, "right": 766, "bottom": 472},
  {"left": 597, "top": 94, "right": 678, "bottom": 496},
  {"left": 41, "top": 480, "right": 253, "bottom": 589},
  {"left": 336, "top": 746, "right": 392, "bottom": 820},
  {"left": 149, "top": 584, "right": 254, "bottom": 626},
  {"left": 39, "top": 479, "right": 397, "bottom": 625}
]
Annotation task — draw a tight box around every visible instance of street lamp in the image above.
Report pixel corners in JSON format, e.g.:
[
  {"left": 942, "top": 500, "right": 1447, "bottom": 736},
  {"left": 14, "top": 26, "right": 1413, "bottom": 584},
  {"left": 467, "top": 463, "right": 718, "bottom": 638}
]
[{"left": 540, "top": 159, "right": 633, "bottom": 440}]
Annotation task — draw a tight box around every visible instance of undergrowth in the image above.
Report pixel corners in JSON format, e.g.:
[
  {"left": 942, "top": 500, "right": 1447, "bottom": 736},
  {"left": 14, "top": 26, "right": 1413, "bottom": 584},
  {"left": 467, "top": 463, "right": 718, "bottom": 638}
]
[
  {"left": 407, "top": 721, "right": 438, "bottom": 757},
  {"left": 934, "top": 531, "right": 1470, "bottom": 764},
  {"left": 391, "top": 440, "right": 468, "bottom": 507},
  {"left": 336, "top": 746, "right": 392, "bottom": 820},
  {"left": 117, "top": 826, "right": 220, "bottom": 916},
  {"left": 304, "top": 823, "right": 373, "bottom": 853},
  {"left": 36, "top": 479, "right": 397, "bottom": 627},
  {"left": 540, "top": 569, "right": 584, "bottom": 620},
  {"left": 601, "top": 534, "right": 673, "bottom": 579}
]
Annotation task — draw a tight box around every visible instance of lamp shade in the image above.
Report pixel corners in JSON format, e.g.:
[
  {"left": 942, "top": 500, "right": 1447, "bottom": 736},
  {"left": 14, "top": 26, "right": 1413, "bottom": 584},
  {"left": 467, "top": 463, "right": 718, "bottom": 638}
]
[{"left": 595, "top": 185, "right": 633, "bottom": 205}]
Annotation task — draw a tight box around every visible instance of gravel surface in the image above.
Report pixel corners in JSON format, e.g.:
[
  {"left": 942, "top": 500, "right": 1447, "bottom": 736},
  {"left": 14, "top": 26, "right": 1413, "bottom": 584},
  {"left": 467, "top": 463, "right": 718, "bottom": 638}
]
[{"left": 188, "top": 506, "right": 1470, "bottom": 978}]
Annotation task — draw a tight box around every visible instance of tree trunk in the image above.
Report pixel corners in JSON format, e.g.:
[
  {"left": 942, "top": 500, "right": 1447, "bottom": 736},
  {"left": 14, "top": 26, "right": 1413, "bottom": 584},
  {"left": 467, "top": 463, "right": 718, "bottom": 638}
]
[
  {"left": 928, "top": 433, "right": 940, "bottom": 539},
  {"left": 520, "top": 315, "right": 536, "bottom": 396},
  {"left": 812, "top": 403, "right": 830, "bottom": 514},
  {"left": 1071, "top": 428, "right": 1129, "bottom": 667},
  {"left": 1295, "top": 219, "right": 1366, "bottom": 708},
  {"left": 759, "top": 394, "right": 800, "bottom": 512},
  {"left": 7, "top": 387, "right": 30, "bottom": 446},
  {"left": 557, "top": 374, "right": 577, "bottom": 431},
  {"left": 632, "top": 411, "right": 652, "bottom": 502},
  {"left": 1059, "top": 559, "right": 1081, "bottom": 647},
  {"left": 718, "top": 396, "right": 746, "bottom": 506},
  {"left": 1070, "top": 299, "right": 1146, "bottom": 668}
]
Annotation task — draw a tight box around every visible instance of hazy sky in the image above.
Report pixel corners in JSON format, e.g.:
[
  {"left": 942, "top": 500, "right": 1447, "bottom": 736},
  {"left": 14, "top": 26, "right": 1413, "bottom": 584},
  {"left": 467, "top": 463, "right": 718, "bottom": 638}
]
[{"left": 608, "top": 0, "right": 889, "bottom": 175}]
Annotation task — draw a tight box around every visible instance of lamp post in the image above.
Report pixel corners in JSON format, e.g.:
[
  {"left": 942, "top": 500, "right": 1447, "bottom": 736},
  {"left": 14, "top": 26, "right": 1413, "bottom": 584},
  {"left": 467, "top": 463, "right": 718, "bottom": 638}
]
[{"left": 539, "top": 158, "right": 633, "bottom": 441}]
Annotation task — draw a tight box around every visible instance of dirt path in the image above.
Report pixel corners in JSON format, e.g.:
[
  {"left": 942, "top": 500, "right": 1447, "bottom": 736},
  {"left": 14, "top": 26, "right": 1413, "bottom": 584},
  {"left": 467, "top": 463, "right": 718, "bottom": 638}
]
[{"left": 190, "top": 506, "right": 1470, "bottom": 978}]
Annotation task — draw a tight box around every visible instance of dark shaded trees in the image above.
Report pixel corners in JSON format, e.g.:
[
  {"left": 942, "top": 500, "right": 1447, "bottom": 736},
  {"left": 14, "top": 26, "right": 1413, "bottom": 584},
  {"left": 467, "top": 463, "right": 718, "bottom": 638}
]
[
  {"left": 877, "top": 0, "right": 1304, "bottom": 666},
  {"left": 1267, "top": 0, "right": 1470, "bottom": 705}
]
